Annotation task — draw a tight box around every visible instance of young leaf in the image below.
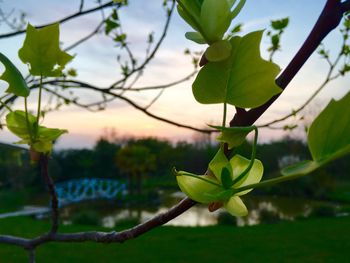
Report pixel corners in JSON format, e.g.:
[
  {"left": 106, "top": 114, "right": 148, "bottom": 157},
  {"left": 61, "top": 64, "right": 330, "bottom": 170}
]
[
  {"left": 177, "top": 0, "right": 201, "bottom": 32},
  {"left": 200, "top": 0, "right": 231, "bottom": 43},
  {"left": 308, "top": 92, "right": 350, "bottom": 162},
  {"left": 193, "top": 31, "right": 281, "bottom": 108},
  {"left": 204, "top": 40, "right": 232, "bottom": 62},
  {"left": 185, "top": 32, "right": 206, "bottom": 44},
  {"left": 271, "top": 18, "right": 289, "bottom": 30},
  {"left": 226, "top": 0, "right": 238, "bottom": 10},
  {"left": 37, "top": 126, "right": 68, "bottom": 141},
  {"left": 18, "top": 23, "right": 73, "bottom": 77},
  {"left": 230, "top": 0, "right": 246, "bottom": 20},
  {"left": 282, "top": 92, "right": 350, "bottom": 176},
  {"left": 0, "top": 52, "right": 29, "bottom": 97},
  {"left": 281, "top": 160, "right": 319, "bottom": 177},
  {"left": 6, "top": 110, "right": 67, "bottom": 153},
  {"left": 6, "top": 110, "right": 36, "bottom": 138},
  {"left": 32, "top": 140, "right": 53, "bottom": 153},
  {"left": 210, "top": 125, "right": 255, "bottom": 149}
]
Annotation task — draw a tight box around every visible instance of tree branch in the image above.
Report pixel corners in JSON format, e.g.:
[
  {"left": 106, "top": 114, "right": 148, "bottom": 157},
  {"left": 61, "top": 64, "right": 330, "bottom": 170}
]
[
  {"left": 45, "top": 80, "right": 212, "bottom": 133},
  {"left": 39, "top": 154, "right": 59, "bottom": 234},
  {"left": 0, "top": 198, "right": 196, "bottom": 248}
]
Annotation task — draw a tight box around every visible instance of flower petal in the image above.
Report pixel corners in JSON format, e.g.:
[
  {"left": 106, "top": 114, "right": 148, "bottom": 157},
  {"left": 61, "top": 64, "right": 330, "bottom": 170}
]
[
  {"left": 224, "top": 196, "right": 248, "bottom": 216},
  {"left": 230, "top": 154, "right": 263, "bottom": 195},
  {"left": 176, "top": 173, "right": 224, "bottom": 203},
  {"left": 209, "top": 148, "right": 230, "bottom": 182}
]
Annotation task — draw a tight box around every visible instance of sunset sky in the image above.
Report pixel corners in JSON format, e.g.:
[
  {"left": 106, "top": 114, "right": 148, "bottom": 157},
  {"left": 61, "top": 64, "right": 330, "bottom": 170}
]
[{"left": 0, "top": 0, "right": 349, "bottom": 149}]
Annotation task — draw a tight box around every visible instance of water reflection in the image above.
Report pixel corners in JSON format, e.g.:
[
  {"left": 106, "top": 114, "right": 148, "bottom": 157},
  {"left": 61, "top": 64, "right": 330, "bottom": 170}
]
[
  {"left": 101, "top": 207, "right": 219, "bottom": 228},
  {"left": 62, "top": 191, "right": 339, "bottom": 228}
]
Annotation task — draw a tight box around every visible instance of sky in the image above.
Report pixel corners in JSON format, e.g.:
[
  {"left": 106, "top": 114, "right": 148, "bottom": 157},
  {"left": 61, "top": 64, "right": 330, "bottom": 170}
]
[{"left": 0, "top": 0, "right": 349, "bottom": 149}]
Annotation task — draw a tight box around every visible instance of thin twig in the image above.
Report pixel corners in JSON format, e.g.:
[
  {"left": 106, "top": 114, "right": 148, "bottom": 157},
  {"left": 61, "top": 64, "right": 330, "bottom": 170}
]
[
  {"left": 120, "top": 70, "right": 197, "bottom": 92},
  {"left": 44, "top": 82, "right": 212, "bottom": 133},
  {"left": 64, "top": 20, "right": 105, "bottom": 52},
  {"left": 0, "top": 1, "right": 116, "bottom": 39},
  {"left": 144, "top": 88, "right": 165, "bottom": 110},
  {"left": 109, "top": 1, "right": 176, "bottom": 89}
]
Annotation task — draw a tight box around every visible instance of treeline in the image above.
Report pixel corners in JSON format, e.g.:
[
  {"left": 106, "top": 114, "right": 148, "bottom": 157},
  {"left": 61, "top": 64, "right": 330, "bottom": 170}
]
[{"left": 0, "top": 137, "right": 349, "bottom": 199}]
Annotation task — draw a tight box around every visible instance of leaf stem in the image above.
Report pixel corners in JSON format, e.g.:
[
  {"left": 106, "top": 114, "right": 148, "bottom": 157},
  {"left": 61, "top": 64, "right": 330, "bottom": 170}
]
[
  {"left": 0, "top": 99, "right": 12, "bottom": 112},
  {"left": 232, "top": 172, "right": 305, "bottom": 195},
  {"left": 24, "top": 97, "right": 33, "bottom": 142},
  {"left": 222, "top": 102, "right": 227, "bottom": 127},
  {"left": 36, "top": 75, "right": 43, "bottom": 125}
]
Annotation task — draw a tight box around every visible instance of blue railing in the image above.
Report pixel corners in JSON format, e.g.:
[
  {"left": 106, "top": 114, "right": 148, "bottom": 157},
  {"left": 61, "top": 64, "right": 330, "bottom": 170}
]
[{"left": 55, "top": 178, "right": 127, "bottom": 207}]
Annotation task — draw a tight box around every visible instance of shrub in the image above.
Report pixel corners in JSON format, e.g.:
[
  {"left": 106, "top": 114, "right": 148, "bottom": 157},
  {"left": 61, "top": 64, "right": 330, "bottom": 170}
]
[{"left": 72, "top": 210, "right": 100, "bottom": 226}]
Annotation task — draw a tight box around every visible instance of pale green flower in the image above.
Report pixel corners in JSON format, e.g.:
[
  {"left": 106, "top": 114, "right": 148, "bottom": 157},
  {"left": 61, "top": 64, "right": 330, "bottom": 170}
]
[{"left": 176, "top": 148, "right": 263, "bottom": 216}]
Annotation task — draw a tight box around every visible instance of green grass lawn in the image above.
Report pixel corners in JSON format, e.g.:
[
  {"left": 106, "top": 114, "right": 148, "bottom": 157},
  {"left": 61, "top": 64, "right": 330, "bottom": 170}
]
[
  {"left": 0, "top": 216, "right": 350, "bottom": 262},
  {"left": 0, "top": 189, "right": 48, "bottom": 214}
]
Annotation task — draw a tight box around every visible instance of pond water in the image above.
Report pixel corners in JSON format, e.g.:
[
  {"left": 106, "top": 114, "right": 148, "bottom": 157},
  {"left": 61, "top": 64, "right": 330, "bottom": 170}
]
[{"left": 60, "top": 191, "right": 341, "bottom": 228}]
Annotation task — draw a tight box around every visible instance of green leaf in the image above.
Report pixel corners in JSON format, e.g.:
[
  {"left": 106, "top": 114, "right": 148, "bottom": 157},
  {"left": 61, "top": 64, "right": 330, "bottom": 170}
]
[
  {"left": 210, "top": 125, "right": 254, "bottom": 149},
  {"left": 105, "top": 18, "right": 120, "bottom": 35},
  {"left": 32, "top": 140, "right": 53, "bottom": 153},
  {"left": 308, "top": 92, "right": 350, "bottom": 162},
  {"left": 200, "top": 0, "right": 231, "bottom": 43},
  {"left": 114, "top": 33, "right": 127, "bottom": 43},
  {"left": 230, "top": 0, "right": 246, "bottom": 20},
  {"left": 6, "top": 110, "right": 67, "bottom": 153},
  {"left": 177, "top": 1, "right": 201, "bottom": 32},
  {"left": 281, "top": 92, "right": 350, "bottom": 176},
  {"left": 37, "top": 126, "right": 67, "bottom": 141},
  {"left": 226, "top": 0, "right": 237, "bottom": 9},
  {"left": 185, "top": 32, "right": 206, "bottom": 44},
  {"left": 281, "top": 160, "right": 319, "bottom": 176},
  {"left": 0, "top": 52, "right": 29, "bottom": 97},
  {"left": 6, "top": 110, "right": 36, "bottom": 139},
  {"left": 271, "top": 18, "right": 289, "bottom": 30},
  {"left": 67, "top": 68, "right": 77, "bottom": 77},
  {"left": 193, "top": 31, "right": 281, "bottom": 108},
  {"left": 221, "top": 166, "right": 233, "bottom": 188},
  {"left": 205, "top": 40, "right": 232, "bottom": 62},
  {"left": 18, "top": 23, "right": 73, "bottom": 77}
]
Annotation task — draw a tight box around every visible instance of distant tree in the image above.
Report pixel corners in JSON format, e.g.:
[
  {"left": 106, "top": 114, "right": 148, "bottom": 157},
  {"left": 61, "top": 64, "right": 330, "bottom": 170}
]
[
  {"left": 116, "top": 145, "right": 156, "bottom": 195},
  {"left": 94, "top": 139, "right": 121, "bottom": 178}
]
